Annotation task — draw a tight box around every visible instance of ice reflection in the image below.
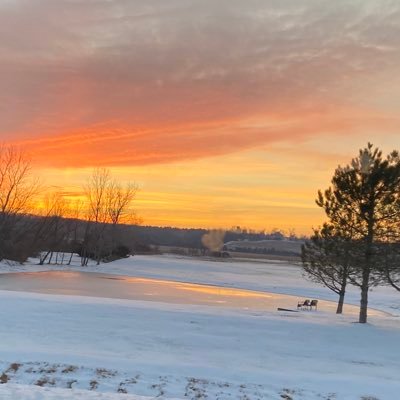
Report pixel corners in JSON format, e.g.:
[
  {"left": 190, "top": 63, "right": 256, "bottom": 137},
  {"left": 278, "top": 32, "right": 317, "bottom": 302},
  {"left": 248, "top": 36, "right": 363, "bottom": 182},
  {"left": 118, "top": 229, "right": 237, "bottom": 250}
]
[
  {"left": 178, "top": 285, "right": 273, "bottom": 298},
  {"left": 0, "top": 271, "right": 387, "bottom": 316}
]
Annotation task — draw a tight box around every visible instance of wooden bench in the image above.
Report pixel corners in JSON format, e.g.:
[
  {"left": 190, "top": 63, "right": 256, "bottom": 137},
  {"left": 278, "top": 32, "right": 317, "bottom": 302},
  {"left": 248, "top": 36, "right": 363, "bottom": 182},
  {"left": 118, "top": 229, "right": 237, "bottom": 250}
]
[
  {"left": 310, "top": 299, "right": 318, "bottom": 310},
  {"left": 297, "top": 299, "right": 318, "bottom": 310}
]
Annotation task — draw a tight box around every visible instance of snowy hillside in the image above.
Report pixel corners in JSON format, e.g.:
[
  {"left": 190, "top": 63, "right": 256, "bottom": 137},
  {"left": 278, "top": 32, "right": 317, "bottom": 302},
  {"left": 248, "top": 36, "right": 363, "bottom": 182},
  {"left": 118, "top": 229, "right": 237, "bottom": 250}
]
[{"left": 0, "top": 255, "right": 399, "bottom": 399}]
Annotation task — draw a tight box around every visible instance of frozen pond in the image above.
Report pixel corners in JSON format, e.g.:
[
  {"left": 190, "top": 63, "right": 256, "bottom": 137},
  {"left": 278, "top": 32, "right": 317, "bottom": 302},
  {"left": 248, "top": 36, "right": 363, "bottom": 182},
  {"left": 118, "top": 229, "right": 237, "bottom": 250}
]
[{"left": 0, "top": 271, "right": 384, "bottom": 315}]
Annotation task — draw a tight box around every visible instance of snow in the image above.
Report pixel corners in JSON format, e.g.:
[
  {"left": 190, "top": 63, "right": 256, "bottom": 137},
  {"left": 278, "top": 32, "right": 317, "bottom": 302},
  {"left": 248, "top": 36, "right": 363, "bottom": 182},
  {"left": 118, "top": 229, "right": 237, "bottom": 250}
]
[
  {"left": 0, "top": 254, "right": 399, "bottom": 399},
  {"left": 0, "top": 384, "right": 159, "bottom": 399},
  {"left": 2, "top": 254, "right": 398, "bottom": 315}
]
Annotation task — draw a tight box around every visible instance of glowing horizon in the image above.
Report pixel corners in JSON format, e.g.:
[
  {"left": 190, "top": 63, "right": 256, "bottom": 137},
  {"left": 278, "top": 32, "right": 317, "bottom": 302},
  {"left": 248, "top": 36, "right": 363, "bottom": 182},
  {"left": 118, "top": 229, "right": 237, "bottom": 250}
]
[{"left": 1, "top": 1, "right": 400, "bottom": 235}]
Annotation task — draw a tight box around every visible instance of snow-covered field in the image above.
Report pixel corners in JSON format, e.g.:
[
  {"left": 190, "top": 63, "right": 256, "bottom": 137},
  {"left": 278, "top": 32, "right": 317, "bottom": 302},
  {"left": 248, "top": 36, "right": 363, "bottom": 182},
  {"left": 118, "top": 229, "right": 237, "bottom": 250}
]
[{"left": 0, "top": 254, "right": 399, "bottom": 399}]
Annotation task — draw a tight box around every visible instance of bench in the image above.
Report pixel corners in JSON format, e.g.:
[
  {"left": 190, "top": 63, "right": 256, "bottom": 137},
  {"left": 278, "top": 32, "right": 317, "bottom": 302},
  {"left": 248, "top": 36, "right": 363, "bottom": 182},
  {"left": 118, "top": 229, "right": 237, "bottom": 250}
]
[{"left": 297, "top": 299, "right": 318, "bottom": 311}]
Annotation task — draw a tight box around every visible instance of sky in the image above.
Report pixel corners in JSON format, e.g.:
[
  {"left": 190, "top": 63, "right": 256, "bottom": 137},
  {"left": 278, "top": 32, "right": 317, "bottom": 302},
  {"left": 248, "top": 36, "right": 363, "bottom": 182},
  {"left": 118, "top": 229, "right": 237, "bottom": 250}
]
[{"left": 1, "top": 0, "right": 400, "bottom": 234}]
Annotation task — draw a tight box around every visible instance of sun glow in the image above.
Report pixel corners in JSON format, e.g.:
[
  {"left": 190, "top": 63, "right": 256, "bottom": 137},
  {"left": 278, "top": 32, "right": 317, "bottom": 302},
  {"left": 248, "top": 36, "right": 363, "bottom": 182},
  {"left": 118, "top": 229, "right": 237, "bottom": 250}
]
[{"left": 2, "top": 0, "right": 400, "bottom": 234}]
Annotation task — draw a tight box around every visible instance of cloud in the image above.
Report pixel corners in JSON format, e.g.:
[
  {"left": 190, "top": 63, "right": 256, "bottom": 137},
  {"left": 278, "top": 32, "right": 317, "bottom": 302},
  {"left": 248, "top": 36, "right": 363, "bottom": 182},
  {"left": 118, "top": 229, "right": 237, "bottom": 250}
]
[
  {"left": 15, "top": 109, "right": 399, "bottom": 168},
  {"left": 1, "top": 0, "right": 400, "bottom": 166}
]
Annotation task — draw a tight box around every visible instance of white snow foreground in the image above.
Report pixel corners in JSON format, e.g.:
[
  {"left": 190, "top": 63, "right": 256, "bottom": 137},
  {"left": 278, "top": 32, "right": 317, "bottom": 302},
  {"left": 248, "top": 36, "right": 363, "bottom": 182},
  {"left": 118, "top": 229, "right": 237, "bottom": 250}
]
[
  {"left": 0, "top": 255, "right": 399, "bottom": 399},
  {"left": 0, "top": 384, "right": 165, "bottom": 400}
]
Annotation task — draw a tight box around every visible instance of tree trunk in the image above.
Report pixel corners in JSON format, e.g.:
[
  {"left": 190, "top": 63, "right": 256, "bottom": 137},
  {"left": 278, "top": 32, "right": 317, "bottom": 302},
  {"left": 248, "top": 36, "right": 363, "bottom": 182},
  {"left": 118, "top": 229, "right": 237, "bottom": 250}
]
[
  {"left": 336, "top": 290, "right": 345, "bottom": 314},
  {"left": 336, "top": 272, "right": 347, "bottom": 314},
  {"left": 67, "top": 252, "right": 73, "bottom": 265},
  {"left": 39, "top": 250, "right": 51, "bottom": 265},
  {"left": 359, "top": 202, "right": 374, "bottom": 324},
  {"left": 359, "top": 269, "right": 370, "bottom": 323}
]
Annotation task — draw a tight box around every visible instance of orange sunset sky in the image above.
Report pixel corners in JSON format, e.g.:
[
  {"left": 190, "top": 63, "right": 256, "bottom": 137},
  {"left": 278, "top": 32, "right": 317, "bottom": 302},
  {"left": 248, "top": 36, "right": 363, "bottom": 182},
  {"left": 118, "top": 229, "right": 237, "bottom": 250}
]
[{"left": 1, "top": 0, "right": 400, "bottom": 234}]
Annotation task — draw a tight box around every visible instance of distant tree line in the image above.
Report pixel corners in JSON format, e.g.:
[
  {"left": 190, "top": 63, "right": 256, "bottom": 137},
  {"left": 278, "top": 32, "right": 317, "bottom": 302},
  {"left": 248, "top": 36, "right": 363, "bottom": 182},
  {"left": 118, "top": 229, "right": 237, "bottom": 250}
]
[
  {"left": 124, "top": 226, "right": 303, "bottom": 253},
  {"left": 302, "top": 144, "right": 400, "bottom": 323}
]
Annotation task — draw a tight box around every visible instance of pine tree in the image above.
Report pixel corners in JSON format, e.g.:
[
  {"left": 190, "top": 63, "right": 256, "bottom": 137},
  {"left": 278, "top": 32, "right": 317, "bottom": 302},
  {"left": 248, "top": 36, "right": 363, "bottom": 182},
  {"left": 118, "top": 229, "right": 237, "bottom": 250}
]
[
  {"left": 302, "top": 224, "right": 353, "bottom": 314},
  {"left": 317, "top": 144, "right": 400, "bottom": 323},
  {"left": 379, "top": 242, "right": 400, "bottom": 292}
]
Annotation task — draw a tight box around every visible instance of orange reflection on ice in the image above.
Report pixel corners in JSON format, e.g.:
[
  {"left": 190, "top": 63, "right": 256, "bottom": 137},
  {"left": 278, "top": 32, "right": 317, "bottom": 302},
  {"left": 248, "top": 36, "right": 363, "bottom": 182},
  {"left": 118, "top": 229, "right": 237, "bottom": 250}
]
[
  {"left": 177, "top": 285, "right": 273, "bottom": 298},
  {"left": 0, "top": 271, "right": 389, "bottom": 317}
]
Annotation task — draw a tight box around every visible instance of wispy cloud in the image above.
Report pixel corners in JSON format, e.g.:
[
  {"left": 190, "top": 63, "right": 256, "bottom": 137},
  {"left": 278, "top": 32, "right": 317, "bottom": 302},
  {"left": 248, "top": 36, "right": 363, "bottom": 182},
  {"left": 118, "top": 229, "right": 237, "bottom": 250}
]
[{"left": 1, "top": 0, "right": 400, "bottom": 166}]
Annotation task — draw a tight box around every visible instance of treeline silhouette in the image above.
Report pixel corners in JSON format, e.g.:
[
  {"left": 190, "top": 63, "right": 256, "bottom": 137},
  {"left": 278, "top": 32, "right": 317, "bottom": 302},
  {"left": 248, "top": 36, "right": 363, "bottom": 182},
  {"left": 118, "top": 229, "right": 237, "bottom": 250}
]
[
  {"left": 1, "top": 211, "right": 303, "bottom": 264},
  {"left": 122, "top": 225, "right": 303, "bottom": 251}
]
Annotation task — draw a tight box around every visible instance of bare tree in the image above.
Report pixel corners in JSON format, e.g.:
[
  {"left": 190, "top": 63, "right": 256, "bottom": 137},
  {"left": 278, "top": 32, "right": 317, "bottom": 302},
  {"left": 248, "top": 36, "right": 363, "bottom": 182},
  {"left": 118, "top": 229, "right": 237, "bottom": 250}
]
[
  {"left": 64, "top": 199, "right": 84, "bottom": 265},
  {"left": 81, "top": 168, "right": 137, "bottom": 265},
  {"left": 0, "top": 145, "right": 40, "bottom": 261},
  {"left": 35, "top": 192, "right": 69, "bottom": 265},
  {"left": 107, "top": 181, "right": 137, "bottom": 225},
  {"left": 0, "top": 145, "right": 38, "bottom": 215},
  {"left": 106, "top": 180, "right": 137, "bottom": 257}
]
